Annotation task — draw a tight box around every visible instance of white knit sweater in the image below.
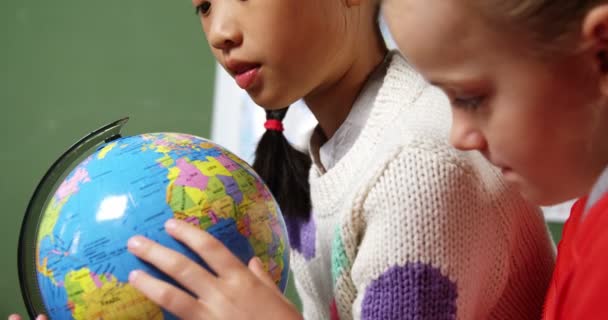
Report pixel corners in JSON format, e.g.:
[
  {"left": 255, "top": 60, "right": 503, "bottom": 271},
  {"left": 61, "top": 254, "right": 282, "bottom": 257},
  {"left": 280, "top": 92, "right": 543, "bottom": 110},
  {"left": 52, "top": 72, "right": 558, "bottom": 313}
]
[{"left": 284, "top": 53, "right": 556, "bottom": 319}]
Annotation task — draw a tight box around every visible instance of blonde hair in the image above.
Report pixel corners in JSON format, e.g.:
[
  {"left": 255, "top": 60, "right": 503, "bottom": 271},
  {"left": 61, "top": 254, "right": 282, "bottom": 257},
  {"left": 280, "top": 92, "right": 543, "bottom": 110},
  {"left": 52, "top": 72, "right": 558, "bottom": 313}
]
[{"left": 475, "top": 1, "right": 608, "bottom": 54}]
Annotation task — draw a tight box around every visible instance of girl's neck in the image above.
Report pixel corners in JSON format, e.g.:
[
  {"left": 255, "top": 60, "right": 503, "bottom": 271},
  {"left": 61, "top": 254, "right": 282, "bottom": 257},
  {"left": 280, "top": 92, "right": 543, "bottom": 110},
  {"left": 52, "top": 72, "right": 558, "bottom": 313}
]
[{"left": 304, "top": 37, "right": 387, "bottom": 139}]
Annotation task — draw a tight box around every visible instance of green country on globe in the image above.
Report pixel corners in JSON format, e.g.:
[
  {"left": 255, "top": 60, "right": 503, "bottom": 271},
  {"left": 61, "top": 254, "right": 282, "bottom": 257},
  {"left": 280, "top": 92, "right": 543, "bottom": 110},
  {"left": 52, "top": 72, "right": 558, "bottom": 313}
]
[{"left": 28, "top": 131, "right": 289, "bottom": 319}]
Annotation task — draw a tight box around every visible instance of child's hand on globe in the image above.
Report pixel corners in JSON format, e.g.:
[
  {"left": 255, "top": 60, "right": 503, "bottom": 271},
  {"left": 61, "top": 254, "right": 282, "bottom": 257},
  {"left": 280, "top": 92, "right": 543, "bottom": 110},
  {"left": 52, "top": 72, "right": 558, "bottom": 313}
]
[
  {"left": 8, "top": 314, "right": 46, "bottom": 320},
  {"left": 127, "top": 218, "right": 302, "bottom": 320}
]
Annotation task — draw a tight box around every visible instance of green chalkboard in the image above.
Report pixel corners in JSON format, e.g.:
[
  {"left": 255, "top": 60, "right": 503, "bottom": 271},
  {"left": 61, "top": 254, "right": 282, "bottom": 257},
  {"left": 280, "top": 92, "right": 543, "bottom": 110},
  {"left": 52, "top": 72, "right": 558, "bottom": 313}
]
[
  {"left": 547, "top": 222, "right": 564, "bottom": 244},
  {"left": 0, "top": 0, "right": 217, "bottom": 316}
]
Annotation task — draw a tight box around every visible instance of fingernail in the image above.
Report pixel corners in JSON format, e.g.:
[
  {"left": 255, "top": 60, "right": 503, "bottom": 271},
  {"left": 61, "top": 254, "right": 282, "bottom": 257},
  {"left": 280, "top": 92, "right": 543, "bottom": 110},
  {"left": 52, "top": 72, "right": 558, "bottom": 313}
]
[
  {"left": 250, "top": 256, "right": 264, "bottom": 268},
  {"left": 129, "top": 270, "right": 140, "bottom": 282},
  {"left": 165, "top": 218, "right": 177, "bottom": 230},
  {"left": 127, "top": 236, "right": 143, "bottom": 249}
]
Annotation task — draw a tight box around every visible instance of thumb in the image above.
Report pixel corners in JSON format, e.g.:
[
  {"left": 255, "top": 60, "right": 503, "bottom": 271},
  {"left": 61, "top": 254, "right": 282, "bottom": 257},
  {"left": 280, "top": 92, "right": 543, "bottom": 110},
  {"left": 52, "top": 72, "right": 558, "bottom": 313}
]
[{"left": 248, "top": 256, "right": 280, "bottom": 292}]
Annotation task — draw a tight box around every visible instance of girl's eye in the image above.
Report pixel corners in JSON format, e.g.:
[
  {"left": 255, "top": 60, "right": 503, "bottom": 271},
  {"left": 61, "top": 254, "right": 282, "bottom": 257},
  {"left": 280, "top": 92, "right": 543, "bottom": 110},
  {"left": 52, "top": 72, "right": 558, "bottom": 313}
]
[
  {"left": 451, "top": 95, "right": 486, "bottom": 112},
  {"left": 195, "top": 1, "right": 211, "bottom": 16}
]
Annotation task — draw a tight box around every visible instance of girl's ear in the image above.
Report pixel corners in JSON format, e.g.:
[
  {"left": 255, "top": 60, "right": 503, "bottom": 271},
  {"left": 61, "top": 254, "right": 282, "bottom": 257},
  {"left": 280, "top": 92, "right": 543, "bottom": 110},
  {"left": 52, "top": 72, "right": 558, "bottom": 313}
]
[{"left": 582, "top": 5, "right": 608, "bottom": 95}]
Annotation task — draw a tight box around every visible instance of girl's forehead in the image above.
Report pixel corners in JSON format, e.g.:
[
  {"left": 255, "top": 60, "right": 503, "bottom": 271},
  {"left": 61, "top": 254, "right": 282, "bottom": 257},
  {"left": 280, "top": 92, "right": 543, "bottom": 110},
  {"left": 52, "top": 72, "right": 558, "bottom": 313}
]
[
  {"left": 384, "top": 0, "right": 537, "bottom": 83},
  {"left": 384, "top": 0, "right": 476, "bottom": 38},
  {"left": 384, "top": 1, "right": 486, "bottom": 59}
]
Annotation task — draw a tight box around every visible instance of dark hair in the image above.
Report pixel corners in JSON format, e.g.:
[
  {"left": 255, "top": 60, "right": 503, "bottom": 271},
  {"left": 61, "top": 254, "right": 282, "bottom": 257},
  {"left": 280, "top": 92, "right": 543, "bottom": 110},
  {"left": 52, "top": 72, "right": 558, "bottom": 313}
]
[{"left": 252, "top": 108, "right": 312, "bottom": 220}]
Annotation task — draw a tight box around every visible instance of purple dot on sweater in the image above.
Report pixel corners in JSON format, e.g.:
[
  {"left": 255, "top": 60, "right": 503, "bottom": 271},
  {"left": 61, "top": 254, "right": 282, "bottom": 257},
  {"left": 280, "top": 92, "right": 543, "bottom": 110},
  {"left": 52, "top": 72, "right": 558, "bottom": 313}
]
[
  {"left": 361, "top": 263, "right": 457, "bottom": 320},
  {"left": 283, "top": 215, "right": 316, "bottom": 260}
]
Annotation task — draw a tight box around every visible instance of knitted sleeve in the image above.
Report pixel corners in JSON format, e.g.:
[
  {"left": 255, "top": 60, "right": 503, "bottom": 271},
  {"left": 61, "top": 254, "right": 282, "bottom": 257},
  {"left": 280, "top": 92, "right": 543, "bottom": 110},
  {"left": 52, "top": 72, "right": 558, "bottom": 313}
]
[{"left": 341, "top": 146, "right": 511, "bottom": 319}]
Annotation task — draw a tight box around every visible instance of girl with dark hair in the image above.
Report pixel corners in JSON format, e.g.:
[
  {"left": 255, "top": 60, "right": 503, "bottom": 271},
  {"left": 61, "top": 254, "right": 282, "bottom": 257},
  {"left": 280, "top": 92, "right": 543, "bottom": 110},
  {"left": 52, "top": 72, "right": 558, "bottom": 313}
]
[{"left": 11, "top": 0, "right": 557, "bottom": 319}]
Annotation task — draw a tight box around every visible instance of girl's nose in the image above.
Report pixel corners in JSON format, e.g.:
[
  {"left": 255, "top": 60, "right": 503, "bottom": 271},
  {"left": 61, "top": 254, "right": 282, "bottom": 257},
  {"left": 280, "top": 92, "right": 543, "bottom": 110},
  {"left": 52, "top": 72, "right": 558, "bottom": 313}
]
[
  {"left": 208, "top": 12, "right": 243, "bottom": 51},
  {"left": 449, "top": 112, "right": 487, "bottom": 152}
]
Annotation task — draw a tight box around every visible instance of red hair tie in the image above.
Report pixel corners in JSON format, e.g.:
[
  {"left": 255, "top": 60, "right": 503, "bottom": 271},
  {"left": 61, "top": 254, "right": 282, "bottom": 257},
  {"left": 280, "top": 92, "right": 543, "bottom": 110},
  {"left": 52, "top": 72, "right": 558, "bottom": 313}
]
[{"left": 264, "top": 119, "right": 284, "bottom": 132}]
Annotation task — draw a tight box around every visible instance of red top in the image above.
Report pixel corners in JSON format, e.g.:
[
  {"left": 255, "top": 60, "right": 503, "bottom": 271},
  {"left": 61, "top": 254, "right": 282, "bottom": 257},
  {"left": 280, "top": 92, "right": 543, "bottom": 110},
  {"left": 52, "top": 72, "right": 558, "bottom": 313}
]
[{"left": 543, "top": 192, "right": 608, "bottom": 319}]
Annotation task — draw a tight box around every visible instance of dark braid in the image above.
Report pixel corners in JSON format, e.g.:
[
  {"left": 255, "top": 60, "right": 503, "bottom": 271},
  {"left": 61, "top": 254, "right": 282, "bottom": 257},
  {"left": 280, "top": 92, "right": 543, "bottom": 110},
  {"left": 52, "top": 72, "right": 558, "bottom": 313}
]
[{"left": 252, "top": 107, "right": 312, "bottom": 219}]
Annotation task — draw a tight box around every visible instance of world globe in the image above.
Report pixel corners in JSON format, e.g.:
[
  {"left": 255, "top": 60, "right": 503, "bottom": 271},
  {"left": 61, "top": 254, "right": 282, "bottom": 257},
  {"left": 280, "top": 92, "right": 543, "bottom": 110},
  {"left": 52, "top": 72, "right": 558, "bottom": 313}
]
[{"left": 18, "top": 118, "right": 290, "bottom": 319}]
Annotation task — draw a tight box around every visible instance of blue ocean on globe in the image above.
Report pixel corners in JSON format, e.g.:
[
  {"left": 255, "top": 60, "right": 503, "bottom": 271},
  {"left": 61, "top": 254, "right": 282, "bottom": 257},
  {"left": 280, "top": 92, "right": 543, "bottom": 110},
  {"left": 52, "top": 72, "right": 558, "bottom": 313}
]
[{"left": 33, "top": 132, "right": 289, "bottom": 319}]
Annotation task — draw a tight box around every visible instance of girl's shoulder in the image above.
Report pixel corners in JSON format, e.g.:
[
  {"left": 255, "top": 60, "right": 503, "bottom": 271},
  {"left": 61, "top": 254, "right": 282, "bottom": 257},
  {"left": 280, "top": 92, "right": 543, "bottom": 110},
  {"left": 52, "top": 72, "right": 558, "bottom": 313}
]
[
  {"left": 375, "top": 51, "right": 454, "bottom": 150},
  {"left": 334, "top": 51, "right": 508, "bottom": 204}
]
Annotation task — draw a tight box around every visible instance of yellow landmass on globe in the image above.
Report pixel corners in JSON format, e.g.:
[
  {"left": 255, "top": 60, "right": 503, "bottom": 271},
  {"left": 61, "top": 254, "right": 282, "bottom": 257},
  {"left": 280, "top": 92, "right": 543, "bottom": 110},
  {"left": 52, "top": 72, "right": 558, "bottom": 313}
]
[
  {"left": 36, "top": 197, "right": 69, "bottom": 284},
  {"left": 64, "top": 268, "right": 163, "bottom": 320},
  {"left": 38, "top": 166, "right": 90, "bottom": 245},
  {"left": 194, "top": 157, "right": 232, "bottom": 177},
  {"left": 205, "top": 176, "right": 227, "bottom": 202},
  {"left": 37, "top": 197, "right": 68, "bottom": 244},
  {"left": 166, "top": 166, "right": 180, "bottom": 183},
  {"left": 143, "top": 140, "right": 172, "bottom": 154},
  {"left": 36, "top": 255, "right": 55, "bottom": 284},
  {"left": 155, "top": 145, "right": 172, "bottom": 154},
  {"left": 184, "top": 186, "right": 207, "bottom": 207},
  {"left": 36, "top": 168, "right": 90, "bottom": 284},
  {"left": 97, "top": 142, "right": 117, "bottom": 160},
  {"left": 157, "top": 153, "right": 175, "bottom": 168}
]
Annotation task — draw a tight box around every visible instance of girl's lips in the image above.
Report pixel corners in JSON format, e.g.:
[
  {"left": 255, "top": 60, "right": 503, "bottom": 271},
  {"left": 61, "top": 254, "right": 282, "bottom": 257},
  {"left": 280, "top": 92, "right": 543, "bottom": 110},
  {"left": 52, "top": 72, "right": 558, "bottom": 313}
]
[
  {"left": 235, "top": 67, "right": 259, "bottom": 89},
  {"left": 225, "top": 60, "right": 261, "bottom": 90}
]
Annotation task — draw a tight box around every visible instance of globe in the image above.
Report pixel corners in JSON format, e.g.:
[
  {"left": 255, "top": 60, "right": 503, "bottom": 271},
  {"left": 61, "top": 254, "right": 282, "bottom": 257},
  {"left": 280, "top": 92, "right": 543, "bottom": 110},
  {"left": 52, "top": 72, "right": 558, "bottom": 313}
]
[{"left": 18, "top": 118, "right": 290, "bottom": 319}]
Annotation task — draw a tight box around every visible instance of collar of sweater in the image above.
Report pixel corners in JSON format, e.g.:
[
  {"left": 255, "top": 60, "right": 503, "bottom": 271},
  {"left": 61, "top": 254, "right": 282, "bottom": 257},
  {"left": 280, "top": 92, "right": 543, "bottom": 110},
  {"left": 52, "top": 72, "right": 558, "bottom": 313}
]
[{"left": 308, "top": 51, "right": 428, "bottom": 217}]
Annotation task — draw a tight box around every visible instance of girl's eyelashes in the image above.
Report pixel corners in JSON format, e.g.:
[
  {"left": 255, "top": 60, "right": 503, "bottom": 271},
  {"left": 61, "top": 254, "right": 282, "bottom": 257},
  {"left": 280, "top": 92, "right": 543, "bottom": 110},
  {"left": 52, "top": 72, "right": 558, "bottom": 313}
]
[
  {"left": 195, "top": 1, "right": 211, "bottom": 16},
  {"left": 451, "top": 95, "right": 486, "bottom": 112}
]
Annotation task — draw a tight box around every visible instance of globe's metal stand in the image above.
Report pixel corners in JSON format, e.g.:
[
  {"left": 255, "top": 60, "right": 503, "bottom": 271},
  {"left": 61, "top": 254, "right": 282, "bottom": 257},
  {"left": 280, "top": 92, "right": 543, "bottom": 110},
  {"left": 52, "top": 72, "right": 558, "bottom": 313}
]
[{"left": 18, "top": 118, "right": 129, "bottom": 318}]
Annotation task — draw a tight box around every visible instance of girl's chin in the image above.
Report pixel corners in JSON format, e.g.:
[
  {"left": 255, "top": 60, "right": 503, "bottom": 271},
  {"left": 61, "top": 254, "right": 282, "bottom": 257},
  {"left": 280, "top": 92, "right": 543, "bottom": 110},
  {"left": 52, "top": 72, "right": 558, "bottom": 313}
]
[
  {"left": 250, "top": 92, "right": 297, "bottom": 111},
  {"left": 517, "top": 184, "right": 578, "bottom": 207}
]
